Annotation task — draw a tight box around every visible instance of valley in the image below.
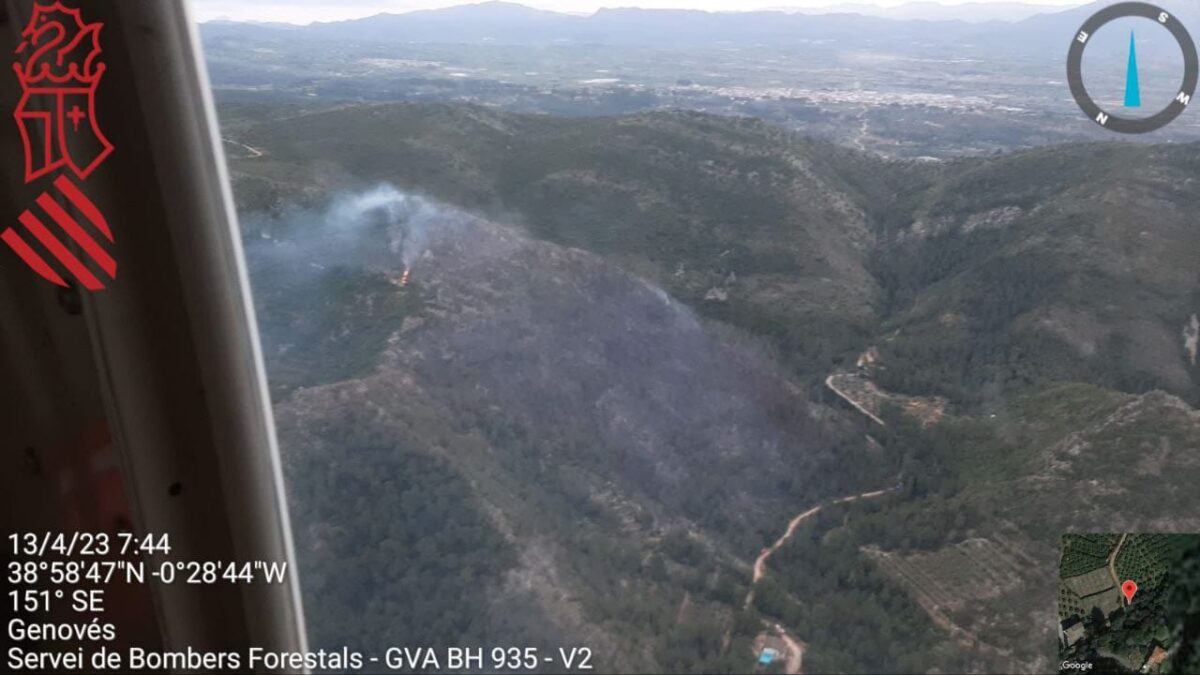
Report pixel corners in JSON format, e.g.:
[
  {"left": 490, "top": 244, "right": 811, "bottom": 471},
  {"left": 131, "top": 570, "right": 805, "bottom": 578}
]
[{"left": 201, "top": 0, "right": 1200, "bottom": 159}]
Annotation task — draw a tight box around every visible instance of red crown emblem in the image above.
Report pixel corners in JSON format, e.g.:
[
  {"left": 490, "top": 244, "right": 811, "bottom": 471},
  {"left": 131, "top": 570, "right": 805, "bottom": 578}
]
[{"left": 13, "top": 2, "right": 104, "bottom": 89}]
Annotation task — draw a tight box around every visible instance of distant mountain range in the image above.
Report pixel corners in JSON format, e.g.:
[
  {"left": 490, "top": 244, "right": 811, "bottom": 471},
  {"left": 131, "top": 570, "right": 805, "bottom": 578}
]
[
  {"left": 201, "top": 0, "right": 1200, "bottom": 56},
  {"left": 203, "top": 1, "right": 1082, "bottom": 27}
]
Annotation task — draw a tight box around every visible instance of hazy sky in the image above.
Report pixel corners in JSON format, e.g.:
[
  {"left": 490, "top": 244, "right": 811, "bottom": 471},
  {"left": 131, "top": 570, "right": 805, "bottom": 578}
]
[{"left": 190, "top": 0, "right": 1083, "bottom": 24}]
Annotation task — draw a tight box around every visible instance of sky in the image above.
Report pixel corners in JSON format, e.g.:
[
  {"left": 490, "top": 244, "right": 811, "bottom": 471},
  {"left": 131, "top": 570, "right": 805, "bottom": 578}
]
[{"left": 189, "top": 0, "right": 1084, "bottom": 24}]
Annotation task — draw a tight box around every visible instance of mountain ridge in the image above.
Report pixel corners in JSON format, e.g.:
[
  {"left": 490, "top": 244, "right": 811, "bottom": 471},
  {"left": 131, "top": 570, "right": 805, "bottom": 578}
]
[{"left": 202, "top": 0, "right": 1200, "bottom": 45}]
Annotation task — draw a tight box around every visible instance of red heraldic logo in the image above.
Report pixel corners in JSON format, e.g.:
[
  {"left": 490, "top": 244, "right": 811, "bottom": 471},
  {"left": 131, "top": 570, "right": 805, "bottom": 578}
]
[
  {"left": 13, "top": 1, "right": 112, "bottom": 182},
  {"left": 6, "top": 2, "right": 115, "bottom": 291}
]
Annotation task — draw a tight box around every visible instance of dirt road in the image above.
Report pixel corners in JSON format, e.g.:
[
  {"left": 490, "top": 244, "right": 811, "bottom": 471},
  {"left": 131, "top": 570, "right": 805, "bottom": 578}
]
[
  {"left": 1108, "top": 533, "right": 1129, "bottom": 601},
  {"left": 774, "top": 624, "right": 804, "bottom": 674},
  {"left": 749, "top": 505, "right": 822, "bottom": 591},
  {"left": 739, "top": 484, "right": 900, "bottom": 674},
  {"left": 746, "top": 486, "right": 899, "bottom": 605},
  {"left": 223, "top": 138, "right": 265, "bottom": 158}
]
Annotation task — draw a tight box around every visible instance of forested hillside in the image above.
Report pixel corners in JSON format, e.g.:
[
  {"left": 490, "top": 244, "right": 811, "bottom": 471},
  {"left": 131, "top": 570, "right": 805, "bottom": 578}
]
[
  {"left": 226, "top": 103, "right": 1200, "bottom": 404},
  {"left": 223, "top": 103, "right": 1200, "bottom": 672}
]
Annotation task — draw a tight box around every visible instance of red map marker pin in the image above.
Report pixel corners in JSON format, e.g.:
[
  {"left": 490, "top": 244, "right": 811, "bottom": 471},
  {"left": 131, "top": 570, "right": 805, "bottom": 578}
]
[{"left": 1121, "top": 579, "right": 1138, "bottom": 603}]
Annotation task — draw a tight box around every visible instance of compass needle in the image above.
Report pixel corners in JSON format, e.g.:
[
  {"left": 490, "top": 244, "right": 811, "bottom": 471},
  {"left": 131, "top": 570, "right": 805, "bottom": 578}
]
[{"left": 1125, "top": 30, "right": 1142, "bottom": 107}]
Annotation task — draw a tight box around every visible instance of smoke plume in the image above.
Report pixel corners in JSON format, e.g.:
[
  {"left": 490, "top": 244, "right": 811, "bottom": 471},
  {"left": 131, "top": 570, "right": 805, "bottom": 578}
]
[{"left": 243, "top": 183, "right": 471, "bottom": 278}]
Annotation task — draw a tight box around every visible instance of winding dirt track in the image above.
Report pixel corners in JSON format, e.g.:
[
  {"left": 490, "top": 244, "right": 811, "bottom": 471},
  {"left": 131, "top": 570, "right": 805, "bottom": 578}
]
[
  {"left": 740, "top": 485, "right": 900, "bottom": 674},
  {"left": 748, "top": 486, "right": 899, "bottom": 597},
  {"left": 1108, "top": 533, "right": 1129, "bottom": 601},
  {"left": 749, "top": 505, "right": 822, "bottom": 593}
]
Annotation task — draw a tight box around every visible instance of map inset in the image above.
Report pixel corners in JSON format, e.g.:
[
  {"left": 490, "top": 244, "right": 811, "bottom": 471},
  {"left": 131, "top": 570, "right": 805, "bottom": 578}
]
[{"left": 1059, "top": 534, "right": 1200, "bottom": 673}]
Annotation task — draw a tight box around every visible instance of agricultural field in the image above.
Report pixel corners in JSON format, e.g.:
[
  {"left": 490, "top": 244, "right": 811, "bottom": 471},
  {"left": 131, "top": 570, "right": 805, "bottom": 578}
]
[
  {"left": 1062, "top": 568, "right": 1117, "bottom": 599},
  {"left": 1058, "top": 569, "right": 1121, "bottom": 623},
  {"left": 1059, "top": 534, "right": 1119, "bottom": 577},
  {"left": 1114, "top": 534, "right": 1195, "bottom": 595},
  {"left": 862, "top": 533, "right": 1045, "bottom": 665},
  {"left": 867, "top": 537, "right": 1033, "bottom": 611}
]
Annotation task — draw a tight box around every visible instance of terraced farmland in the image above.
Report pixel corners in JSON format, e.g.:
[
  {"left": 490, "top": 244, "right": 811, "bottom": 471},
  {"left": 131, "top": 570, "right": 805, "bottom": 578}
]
[
  {"left": 1059, "top": 567, "right": 1122, "bottom": 622},
  {"left": 1062, "top": 567, "right": 1115, "bottom": 598},
  {"left": 1058, "top": 534, "right": 1122, "bottom": 622},
  {"left": 865, "top": 534, "right": 1035, "bottom": 611}
]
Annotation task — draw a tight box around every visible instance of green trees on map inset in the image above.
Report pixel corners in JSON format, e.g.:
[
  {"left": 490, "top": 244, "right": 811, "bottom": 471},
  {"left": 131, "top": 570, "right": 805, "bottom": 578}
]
[
  {"left": 1061, "top": 534, "right": 1120, "bottom": 577},
  {"left": 1115, "top": 534, "right": 1193, "bottom": 593}
]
